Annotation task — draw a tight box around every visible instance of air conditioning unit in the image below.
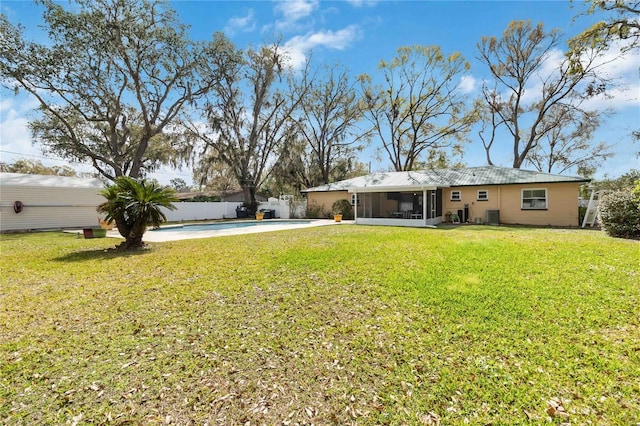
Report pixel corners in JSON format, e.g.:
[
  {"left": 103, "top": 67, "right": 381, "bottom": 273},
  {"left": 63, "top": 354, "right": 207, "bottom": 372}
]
[{"left": 486, "top": 209, "right": 500, "bottom": 225}]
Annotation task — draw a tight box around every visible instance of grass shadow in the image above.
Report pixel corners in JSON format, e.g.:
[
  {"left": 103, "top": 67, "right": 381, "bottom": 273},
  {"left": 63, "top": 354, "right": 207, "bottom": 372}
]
[
  {"left": 436, "top": 224, "right": 513, "bottom": 231},
  {"left": 436, "top": 224, "right": 586, "bottom": 232},
  {"left": 53, "top": 246, "right": 152, "bottom": 262}
]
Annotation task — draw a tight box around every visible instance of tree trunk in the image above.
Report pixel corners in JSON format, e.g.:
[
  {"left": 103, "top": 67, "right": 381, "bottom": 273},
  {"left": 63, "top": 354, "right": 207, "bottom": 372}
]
[
  {"left": 242, "top": 185, "right": 254, "bottom": 204},
  {"left": 484, "top": 147, "right": 494, "bottom": 166},
  {"left": 114, "top": 216, "right": 131, "bottom": 240},
  {"left": 118, "top": 220, "right": 147, "bottom": 250},
  {"left": 241, "top": 182, "right": 258, "bottom": 215}
]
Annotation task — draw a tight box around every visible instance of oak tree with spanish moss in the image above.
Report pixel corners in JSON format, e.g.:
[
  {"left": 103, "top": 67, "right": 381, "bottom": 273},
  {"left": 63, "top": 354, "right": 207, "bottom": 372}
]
[{"left": 0, "top": 0, "right": 232, "bottom": 181}]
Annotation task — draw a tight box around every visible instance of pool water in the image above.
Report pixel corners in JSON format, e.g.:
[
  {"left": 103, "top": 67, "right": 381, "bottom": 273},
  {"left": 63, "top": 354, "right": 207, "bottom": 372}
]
[{"left": 152, "top": 220, "right": 313, "bottom": 232}]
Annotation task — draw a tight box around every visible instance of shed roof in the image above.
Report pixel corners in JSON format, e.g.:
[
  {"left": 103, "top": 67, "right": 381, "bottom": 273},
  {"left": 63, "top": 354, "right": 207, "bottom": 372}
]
[
  {"left": 0, "top": 173, "right": 104, "bottom": 189},
  {"left": 302, "top": 166, "right": 589, "bottom": 193}
]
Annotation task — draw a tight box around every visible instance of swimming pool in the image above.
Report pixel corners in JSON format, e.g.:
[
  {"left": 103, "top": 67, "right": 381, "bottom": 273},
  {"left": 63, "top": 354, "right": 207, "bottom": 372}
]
[{"left": 152, "top": 220, "right": 314, "bottom": 232}]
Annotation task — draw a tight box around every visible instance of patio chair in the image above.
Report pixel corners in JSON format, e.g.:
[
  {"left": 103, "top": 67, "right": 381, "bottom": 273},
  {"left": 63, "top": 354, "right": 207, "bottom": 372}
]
[{"left": 236, "top": 205, "right": 248, "bottom": 218}]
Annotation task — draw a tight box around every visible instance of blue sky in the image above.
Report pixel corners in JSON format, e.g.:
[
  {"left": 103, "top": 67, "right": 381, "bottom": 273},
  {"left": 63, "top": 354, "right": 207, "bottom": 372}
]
[{"left": 1, "top": 0, "right": 638, "bottom": 185}]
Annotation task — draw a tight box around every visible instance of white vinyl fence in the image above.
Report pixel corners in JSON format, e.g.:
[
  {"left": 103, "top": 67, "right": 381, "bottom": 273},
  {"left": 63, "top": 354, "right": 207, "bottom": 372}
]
[{"left": 160, "top": 198, "right": 294, "bottom": 222}]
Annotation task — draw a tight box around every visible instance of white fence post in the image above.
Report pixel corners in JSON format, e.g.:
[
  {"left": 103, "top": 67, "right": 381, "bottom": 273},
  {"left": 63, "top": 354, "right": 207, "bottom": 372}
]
[{"left": 258, "top": 197, "right": 290, "bottom": 219}]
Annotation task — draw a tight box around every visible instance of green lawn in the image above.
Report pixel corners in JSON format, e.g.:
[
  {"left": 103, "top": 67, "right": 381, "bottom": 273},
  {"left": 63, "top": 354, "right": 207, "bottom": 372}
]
[{"left": 1, "top": 226, "right": 638, "bottom": 424}]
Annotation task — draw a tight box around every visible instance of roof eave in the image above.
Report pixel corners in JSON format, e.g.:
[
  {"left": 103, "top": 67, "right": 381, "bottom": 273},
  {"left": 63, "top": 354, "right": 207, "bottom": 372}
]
[{"left": 349, "top": 185, "right": 441, "bottom": 193}]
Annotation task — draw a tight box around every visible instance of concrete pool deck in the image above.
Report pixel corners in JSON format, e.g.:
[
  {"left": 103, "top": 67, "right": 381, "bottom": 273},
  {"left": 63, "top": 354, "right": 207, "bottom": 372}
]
[{"left": 102, "top": 219, "right": 349, "bottom": 242}]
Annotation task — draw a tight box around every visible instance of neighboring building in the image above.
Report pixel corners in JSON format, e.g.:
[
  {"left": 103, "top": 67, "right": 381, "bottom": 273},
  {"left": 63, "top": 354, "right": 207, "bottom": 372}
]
[
  {"left": 302, "top": 166, "right": 590, "bottom": 227},
  {"left": 0, "top": 173, "right": 104, "bottom": 232}
]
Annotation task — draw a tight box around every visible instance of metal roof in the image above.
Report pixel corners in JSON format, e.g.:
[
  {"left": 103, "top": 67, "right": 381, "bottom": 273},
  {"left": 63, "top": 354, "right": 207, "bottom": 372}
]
[
  {"left": 302, "top": 166, "right": 590, "bottom": 192},
  {"left": 0, "top": 173, "right": 104, "bottom": 189}
]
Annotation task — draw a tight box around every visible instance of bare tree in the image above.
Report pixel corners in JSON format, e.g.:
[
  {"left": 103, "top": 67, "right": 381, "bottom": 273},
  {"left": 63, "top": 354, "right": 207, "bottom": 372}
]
[
  {"left": 0, "top": 0, "right": 231, "bottom": 180},
  {"left": 358, "top": 45, "right": 477, "bottom": 172},
  {"left": 294, "top": 63, "right": 367, "bottom": 184},
  {"left": 187, "top": 43, "right": 310, "bottom": 206},
  {"left": 477, "top": 91, "right": 503, "bottom": 166},
  {"left": 526, "top": 105, "right": 611, "bottom": 174},
  {"left": 477, "top": 20, "right": 611, "bottom": 169},
  {"left": 268, "top": 132, "right": 368, "bottom": 194}
]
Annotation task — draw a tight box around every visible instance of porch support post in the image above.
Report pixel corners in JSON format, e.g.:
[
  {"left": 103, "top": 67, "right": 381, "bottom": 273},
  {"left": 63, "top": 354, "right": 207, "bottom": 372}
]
[
  {"left": 423, "top": 189, "right": 427, "bottom": 225},
  {"left": 354, "top": 191, "right": 358, "bottom": 221}
]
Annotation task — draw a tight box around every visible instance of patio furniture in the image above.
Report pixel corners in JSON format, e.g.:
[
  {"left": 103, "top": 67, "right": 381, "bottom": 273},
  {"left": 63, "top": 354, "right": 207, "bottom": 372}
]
[
  {"left": 260, "top": 208, "right": 274, "bottom": 219},
  {"left": 236, "top": 205, "right": 248, "bottom": 218},
  {"left": 83, "top": 228, "right": 107, "bottom": 238}
]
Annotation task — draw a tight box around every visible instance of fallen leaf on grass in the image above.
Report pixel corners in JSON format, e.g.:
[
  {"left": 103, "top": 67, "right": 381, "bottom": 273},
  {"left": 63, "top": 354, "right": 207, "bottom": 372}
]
[
  {"left": 419, "top": 411, "right": 441, "bottom": 425},
  {"left": 305, "top": 406, "right": 318, "bottom": 418},
  {"left": 546, "top": 398, "right": 569, "bottom": 419},
  {"left": 71, "top": 414, "right": 84, "bottom": 425}
]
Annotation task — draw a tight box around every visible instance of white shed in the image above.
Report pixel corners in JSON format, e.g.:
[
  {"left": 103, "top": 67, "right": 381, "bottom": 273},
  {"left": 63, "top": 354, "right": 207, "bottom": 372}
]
[{"left": 0, "top": 173, "right": 105, "bottom": 232}]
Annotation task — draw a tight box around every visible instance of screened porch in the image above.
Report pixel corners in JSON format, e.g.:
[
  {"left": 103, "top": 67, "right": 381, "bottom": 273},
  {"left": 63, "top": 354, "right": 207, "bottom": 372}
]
[{"left": 351, "top": 189, "right": 443, "bottom": 227}]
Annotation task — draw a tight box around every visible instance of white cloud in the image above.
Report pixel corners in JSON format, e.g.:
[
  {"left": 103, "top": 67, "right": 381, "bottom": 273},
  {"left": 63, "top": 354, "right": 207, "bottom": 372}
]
[
  {"left": 0, "top": 98, "right": 14, "bottom": 113},
  {"left": 0, "top": 98, "right": 30, "bottom": 144},
  {"left": 0, "top": 109, "right": 31, "bottom": 149},
  {"left": 274, "top": 0, "right": 318, "bottom": 32},
  {"left": 458, "top": 75, "right": 477, "bottom": 94},
  {"left": 345, "top": 0, "right": 378, "bottom": 7},
  {"left": 582, "top": 82, "right": 639, "bottom": 111},
  {"left": 0, "top": 99, "right": 41, "bottom": 164},
  {"left": 516, "top": 48, "right": 565, "bottom": 106},
  {"left": 498, "top": 42, "right": 640, "bottom": 112},
  {"left": 0, "top": 95, "right": 85, "bottom": 172},
  {"left": 283, "top": 25, "right": 360, "bottom": 69},
  {"left": 224, "top": 9, "right": 256, "bottom": 36},
  {"left": 0, "top": 95, "right": 40, "bottom": 115},
  {"left": 581, "top": 41, "right": 640, "bottom": 110},
  {"left": 275, "top": 0, "right": 317, "bottom": 22},
  {"left": 0, "top": 97, "right": 194, "bottom": 181},
  {"left": 539, "top": 48, "right": 566, "bottom": 80}
]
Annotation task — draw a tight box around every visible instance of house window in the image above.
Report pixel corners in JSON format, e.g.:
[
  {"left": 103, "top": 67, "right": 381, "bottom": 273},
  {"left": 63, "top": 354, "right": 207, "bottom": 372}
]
[
  {"left": 477, "top": 190, "right": 488, "bottom": 201},
  {"left": 451, "top": 190, "right": 461, "bottom": 201},
  {"left": 351, "top": 193, "right": 360, "bottom": 206},
  {"left": 522, "top": 189, "right": 547, "bottom": 210}
]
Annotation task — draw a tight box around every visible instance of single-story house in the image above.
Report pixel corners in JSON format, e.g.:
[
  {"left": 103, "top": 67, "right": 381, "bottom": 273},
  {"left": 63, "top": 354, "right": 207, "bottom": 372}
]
[
  {"left": 0, "top": 173, "right": 105, "bottom": 232},
  {"left": 302, "top": 166, "right": 590, "bottom": 227}
]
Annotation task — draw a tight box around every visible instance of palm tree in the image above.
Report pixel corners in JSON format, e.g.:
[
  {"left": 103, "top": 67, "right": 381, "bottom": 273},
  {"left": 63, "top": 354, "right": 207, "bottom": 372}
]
[{"left": 97, "top": 177, "right": 178, "bottom": 250}]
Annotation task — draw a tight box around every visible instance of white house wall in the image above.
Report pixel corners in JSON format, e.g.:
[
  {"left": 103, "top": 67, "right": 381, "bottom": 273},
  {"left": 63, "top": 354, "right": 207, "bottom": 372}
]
[
  {"left": 1, "top": 199, "right": 294, "bottom": 231},
  {"left": 1, "top": 185, "right": 104, "bottom": 232}
]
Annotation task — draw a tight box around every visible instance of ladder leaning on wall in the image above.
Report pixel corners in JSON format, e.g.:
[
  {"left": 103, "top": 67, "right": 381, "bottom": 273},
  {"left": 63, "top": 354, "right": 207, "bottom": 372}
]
[{"left": 582, "top": 189, "right": 607, "bottom": 228}]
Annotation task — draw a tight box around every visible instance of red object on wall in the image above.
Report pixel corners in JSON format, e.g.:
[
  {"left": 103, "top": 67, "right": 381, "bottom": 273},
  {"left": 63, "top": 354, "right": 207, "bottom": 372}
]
[{"left": 13, "top": 201, "right": 24, "bottom": 213}]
